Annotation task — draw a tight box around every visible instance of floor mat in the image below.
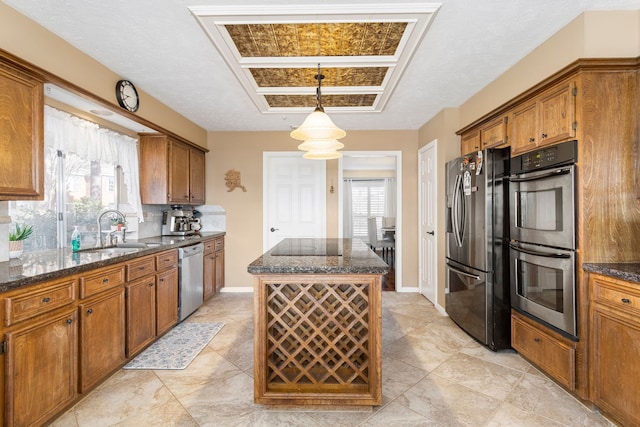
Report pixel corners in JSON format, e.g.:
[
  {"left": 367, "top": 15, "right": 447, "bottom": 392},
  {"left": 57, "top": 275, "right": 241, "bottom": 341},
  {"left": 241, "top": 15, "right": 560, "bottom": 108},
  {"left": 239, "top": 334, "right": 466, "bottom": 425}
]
[{"left": 123, "top": 322, "right": 224, "bottom": 370}]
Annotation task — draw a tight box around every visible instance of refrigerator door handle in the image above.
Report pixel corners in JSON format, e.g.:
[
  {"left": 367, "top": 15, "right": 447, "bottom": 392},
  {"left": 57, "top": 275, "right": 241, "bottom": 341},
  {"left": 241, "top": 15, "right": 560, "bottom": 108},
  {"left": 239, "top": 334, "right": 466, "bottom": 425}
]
[
  {"left": 447, "top": 263, "right": 481, "bottom": 280},
  {"left": 452, "top": 174, "right": 463, "bottom": 247}
]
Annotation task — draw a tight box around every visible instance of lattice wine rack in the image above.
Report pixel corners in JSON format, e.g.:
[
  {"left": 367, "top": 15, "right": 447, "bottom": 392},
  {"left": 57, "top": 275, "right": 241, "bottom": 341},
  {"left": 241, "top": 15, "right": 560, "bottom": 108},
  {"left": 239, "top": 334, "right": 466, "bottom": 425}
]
[{"left": 253, "top": 274, "right": 382, "bottom": 406}]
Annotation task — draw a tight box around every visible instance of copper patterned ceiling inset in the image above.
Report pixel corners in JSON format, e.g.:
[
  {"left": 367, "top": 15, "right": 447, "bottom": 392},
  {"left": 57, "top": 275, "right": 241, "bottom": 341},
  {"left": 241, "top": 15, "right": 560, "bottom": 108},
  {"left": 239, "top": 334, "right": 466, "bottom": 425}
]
[
  {"left": 190, "top": 4, "right": 441, "bottom": 115},
  {"left": 265, "top": 94, "right": 378, "bottom": 108},
  {"left": 226, "top": 23, "right": 407, "bottom": 57},
  {"left": 250, "top": 67, "right": 388, "bottom": 88}
]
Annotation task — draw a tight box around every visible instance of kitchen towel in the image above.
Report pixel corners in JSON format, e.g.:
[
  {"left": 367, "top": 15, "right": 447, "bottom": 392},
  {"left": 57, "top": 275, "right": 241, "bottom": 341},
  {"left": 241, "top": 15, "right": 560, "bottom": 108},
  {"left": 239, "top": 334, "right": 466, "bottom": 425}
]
[{"left": 123, "top": 322, "right": 224, "bottom": 370}]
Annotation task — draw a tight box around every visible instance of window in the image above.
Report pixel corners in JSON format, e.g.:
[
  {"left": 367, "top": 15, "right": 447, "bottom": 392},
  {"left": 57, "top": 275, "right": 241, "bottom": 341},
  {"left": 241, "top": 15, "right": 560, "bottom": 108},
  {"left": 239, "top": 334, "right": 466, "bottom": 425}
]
[
  {"left": 8, "top": 106, "right": 141, "bottom": 252},
  {"left": 350, "top": 180, "right": 385, "bottom": 238},
  {"left": 9, "top": 149, "right": 120, "bottom": 251}
]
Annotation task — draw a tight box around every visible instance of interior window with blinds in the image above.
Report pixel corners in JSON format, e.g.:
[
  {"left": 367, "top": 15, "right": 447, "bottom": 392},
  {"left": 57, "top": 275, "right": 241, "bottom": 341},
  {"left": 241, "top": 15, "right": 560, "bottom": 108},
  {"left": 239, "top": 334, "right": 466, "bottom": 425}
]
[{"left": 350, "top": 180, "right": 385, "bottom": 238}]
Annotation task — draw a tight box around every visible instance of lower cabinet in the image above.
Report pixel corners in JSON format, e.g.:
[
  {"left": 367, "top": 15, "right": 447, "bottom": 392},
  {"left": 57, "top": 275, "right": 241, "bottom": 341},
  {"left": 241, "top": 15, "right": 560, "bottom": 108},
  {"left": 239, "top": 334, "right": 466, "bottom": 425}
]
[
  {"left": 511, "top": 310, "right": 576, "bottom": 391},
  {"left": 4, "top": 308, "right": 77, "bottom": 427},
  {"left": 589, "top": 273, "right": 640, "bottom": 427},
  {"left": 156, "top": 268, "right": 178, "bottom": 336},
  {"left": 203, "top": 236, "right": 225, "bottom": 300},
  {"left": 78, "top": 288, "right": 126, "bottom": 392},
  {"left": 125, "top": 275, "right": 156, "bottom": 357}
]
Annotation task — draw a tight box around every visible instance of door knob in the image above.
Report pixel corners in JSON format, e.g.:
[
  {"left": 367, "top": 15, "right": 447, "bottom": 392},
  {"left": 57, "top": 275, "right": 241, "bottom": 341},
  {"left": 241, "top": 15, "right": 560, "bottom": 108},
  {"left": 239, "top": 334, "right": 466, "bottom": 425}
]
[
  {"left": 427, "top": 230, "right": 435, "bottom": 236},
  {"left": 270, "top": 227, "right": 279, "bottom": 232}
]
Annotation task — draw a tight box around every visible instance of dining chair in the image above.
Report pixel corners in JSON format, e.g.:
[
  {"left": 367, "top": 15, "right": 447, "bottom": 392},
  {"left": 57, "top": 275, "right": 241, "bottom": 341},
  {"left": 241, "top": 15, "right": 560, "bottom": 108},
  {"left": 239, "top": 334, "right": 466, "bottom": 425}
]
[{"left": 367, "top": 217, "right": 394, "bottom": 264}]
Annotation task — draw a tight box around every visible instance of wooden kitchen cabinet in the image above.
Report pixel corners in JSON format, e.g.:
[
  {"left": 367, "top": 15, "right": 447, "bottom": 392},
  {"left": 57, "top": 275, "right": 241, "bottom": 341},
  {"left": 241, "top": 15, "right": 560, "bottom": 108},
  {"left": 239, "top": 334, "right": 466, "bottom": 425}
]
[
  {"left": 0, "top": 55, "right": 44, "bottom": 201},
  {"left": 509, "top": 78, "right": 576, "bottom": 156},
  {"left": 77, "top": 264, "right": 126, "bottom": 393},
  {"left": 480, "top": 115, "right": 509, "bottom": 149},
  {"left": 139, "top": 133, "right": 207, "bottom": 205},
  {"left": 4, "top": 308, "right": 77, "bottom": 427},
  {"left": 125, "top": 275, "right": 156, "bottom": 357},
  {"left": 78, "top": 287, "right": 126, "bottom": 393},
  {"left": 511, "top": 310, "right": 576, "bottom": 391},
  {"left": 589, "top": 273, "right": 640, "bottom": 427},
  {"left": 156, "top": 255, "right": 178, "bottom": 336},
  {"left": 460, "top": 129, "right": 480, "bottom": 155},
  {"left": 214, "top": 237, "right": 225, "bottom": 292},
  {"left": 203, "top": 238, "right": 216, "bottom": 300}
]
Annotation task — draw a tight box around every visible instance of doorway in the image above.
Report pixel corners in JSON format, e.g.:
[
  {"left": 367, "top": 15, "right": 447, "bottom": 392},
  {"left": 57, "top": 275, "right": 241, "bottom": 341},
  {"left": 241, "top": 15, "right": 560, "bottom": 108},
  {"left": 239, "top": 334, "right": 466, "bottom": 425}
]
[
  {"left": 419, "top": 141, "right": 437, "bottom": 304},
  {"left": 339, "top": 151, "right": 402, "bottom": 291},
  {"left": 263, "top": 152, "right": 326, "bottom": 252}
]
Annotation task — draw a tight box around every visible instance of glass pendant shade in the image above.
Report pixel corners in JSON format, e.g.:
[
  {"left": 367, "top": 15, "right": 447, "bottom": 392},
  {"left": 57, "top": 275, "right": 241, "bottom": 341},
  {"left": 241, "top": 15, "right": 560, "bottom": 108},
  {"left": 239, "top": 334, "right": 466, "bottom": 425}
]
[
  {"left": 290, "top": 109, "right": 346, "bottom": 141},
  {"left": 303, "top": 149, "right": 343, "bottom": 160}
]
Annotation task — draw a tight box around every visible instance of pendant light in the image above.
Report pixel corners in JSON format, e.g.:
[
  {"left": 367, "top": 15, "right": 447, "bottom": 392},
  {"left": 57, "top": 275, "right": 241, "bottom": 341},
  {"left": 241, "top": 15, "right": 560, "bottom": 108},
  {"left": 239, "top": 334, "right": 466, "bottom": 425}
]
[{"left": 290, "top": 64, "right": 346, "bottom": 159}]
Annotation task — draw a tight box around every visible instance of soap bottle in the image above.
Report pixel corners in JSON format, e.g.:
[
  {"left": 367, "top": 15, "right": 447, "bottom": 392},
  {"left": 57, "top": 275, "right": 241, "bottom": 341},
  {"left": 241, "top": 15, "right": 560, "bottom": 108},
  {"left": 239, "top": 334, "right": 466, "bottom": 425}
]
[{"left": 71, "top": 226, "right": 81, "bottom": 252}]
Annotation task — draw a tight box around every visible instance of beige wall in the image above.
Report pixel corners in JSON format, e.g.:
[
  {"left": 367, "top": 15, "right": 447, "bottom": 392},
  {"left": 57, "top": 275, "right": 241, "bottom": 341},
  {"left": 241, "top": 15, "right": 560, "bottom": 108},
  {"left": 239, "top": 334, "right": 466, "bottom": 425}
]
[
  {"left": 418, "top": 10, "right": 640, "bottom": 309},
  {"left": 207, "top": 130, "right": 419, "bottom": 288},
  {"left": 0, "top": 2, "right": 206, "bottom": 147}
]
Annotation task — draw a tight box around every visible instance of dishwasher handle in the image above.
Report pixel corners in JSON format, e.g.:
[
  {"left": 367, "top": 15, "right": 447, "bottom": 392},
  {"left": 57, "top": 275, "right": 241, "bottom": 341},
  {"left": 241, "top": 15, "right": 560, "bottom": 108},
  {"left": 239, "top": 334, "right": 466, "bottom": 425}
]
[{"left": 179, "top": 243, "right": 204, "bottom": 258}]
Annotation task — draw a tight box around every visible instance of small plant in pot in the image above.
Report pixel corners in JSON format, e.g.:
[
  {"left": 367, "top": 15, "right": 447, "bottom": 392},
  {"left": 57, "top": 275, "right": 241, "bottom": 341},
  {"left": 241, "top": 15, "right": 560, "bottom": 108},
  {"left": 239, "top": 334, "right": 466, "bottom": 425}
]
[{"left": 9, "top": 224, "right": 33, "bottom": 258}]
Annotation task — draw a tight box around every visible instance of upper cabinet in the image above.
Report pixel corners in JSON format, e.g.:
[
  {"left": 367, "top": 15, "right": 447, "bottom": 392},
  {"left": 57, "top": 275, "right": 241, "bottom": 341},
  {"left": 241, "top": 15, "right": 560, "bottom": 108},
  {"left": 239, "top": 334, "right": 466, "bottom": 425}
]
[
  {"left": 458, "top": 76, "right": 577, "bottom": 157},
  {"left": 0, "top": 56, "right": 44, "bottom": 201},
  {"left": 139, "top": 134, "right": 206, "bottom": 205},
  {"left": 510, "top": 78, "right": 576, "bottom": 156}
]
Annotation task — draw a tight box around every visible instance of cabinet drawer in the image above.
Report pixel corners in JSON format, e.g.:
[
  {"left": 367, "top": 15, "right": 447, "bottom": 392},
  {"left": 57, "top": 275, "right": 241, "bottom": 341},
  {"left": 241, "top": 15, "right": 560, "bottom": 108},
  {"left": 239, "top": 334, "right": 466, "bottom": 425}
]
[
  {"left": 203, "top": 239, "right": 215, "bottom": 254},
  {"left": 3, "top": 279, "right": 76, "bottom": 326},
  {"left": 214, "top": 237, "right": 224, "bottom": 251},
  {"left": 511, "top": 313, "right": 575, "bottom": 390},
  {"left": 591, "top": 276, "right": 640, "bottom": 314},
  {"left": 80, "top": 265, "right": 125, "bottom": 299},
  {"left": 126, "top": 256, "right": 155, "bottom": 281},
  {"left": 155, "top": 250, "right": 178, "bottom": 271}
]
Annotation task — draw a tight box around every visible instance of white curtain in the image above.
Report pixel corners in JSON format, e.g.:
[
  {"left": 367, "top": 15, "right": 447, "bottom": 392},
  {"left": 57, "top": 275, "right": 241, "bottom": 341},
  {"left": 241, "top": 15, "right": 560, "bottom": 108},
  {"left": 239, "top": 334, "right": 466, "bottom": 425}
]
[
  {"left": 343, "top": 179, "right": 353, "bottom": 238},
  {"left": 44, "top": 105, "right": 144, "bottom": 222},
  {"left": 384, "top": 177, "right": 396, "bottom": 218}
]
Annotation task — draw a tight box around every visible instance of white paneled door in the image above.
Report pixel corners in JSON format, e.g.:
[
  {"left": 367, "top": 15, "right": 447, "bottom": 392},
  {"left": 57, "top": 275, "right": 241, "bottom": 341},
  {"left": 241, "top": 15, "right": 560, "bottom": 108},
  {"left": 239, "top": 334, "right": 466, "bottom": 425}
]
[
  {"left": 419, "top": 141, "right": 437, "bottom": 303},
  {"left": 263, "top": 153, "right": 326, "bottom": 252}
]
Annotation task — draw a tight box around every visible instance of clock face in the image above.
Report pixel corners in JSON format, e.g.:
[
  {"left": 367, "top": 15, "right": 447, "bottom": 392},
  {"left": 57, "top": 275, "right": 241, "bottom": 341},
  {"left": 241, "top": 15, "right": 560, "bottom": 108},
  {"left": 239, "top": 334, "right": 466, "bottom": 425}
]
[{"left": 115, "top": 80, "right": 139, "bottom": 112}]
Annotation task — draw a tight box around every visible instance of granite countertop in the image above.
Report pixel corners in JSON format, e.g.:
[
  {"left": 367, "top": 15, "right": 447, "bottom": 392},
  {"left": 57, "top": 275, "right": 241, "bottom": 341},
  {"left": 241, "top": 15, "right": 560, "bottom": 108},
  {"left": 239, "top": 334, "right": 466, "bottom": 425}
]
[
  {"left": 583, "top": 262, "right": 640, "bottom": 284},
  {"left": 248, "top": 238, "right": 389, "bottom": 275},
  {"left": 0, "top": 231, "right": 225, "bottom": 293}
]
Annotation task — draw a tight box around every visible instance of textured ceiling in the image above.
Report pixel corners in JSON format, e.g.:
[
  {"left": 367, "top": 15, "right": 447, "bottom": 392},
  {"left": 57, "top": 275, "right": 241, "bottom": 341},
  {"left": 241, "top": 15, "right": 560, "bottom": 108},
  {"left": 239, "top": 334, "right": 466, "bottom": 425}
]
[{"left": 4, "top": 0, "right": 640, "bottom": 133}]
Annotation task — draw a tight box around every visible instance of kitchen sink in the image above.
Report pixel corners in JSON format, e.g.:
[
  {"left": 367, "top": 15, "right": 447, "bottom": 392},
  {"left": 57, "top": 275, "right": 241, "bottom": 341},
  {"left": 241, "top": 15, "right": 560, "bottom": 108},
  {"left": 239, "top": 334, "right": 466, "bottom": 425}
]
[{"left": 78, "top": 247, "right": 141, "bottom": 256}]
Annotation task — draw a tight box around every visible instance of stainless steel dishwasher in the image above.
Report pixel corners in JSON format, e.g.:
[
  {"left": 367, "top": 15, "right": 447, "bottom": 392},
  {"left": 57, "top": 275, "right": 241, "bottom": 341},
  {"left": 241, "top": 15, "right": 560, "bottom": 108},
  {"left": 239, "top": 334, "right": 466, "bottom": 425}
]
[{"left": 178, "top": 243, "right": 204, "bottom": 321}]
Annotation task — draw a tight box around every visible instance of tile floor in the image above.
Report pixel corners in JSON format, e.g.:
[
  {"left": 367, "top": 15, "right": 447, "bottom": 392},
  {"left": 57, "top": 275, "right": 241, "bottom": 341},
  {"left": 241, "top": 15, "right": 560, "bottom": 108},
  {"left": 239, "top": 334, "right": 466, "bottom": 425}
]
[{"left": 53, "top": 292, "right": 613, "bottom": 426}]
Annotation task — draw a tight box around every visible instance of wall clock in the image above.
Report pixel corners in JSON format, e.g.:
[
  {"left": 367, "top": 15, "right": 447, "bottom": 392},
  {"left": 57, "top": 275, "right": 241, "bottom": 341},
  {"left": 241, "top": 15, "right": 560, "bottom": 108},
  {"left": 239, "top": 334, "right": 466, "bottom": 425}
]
[{"left": 115, "top": 79, "right": 139, "bottom": 112}]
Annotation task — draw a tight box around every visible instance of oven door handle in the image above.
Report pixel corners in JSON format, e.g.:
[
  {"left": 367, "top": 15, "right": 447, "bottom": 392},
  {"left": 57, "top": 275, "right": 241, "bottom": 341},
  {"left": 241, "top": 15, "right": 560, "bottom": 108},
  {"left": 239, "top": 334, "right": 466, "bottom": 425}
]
[
  {"left": 447, "top": 263, "right": 481, "bottom": 280},
  {"left": 509, "top": 168, "right": 571, "bottom": 183},
  {"left": 509, "top": 243, "right": 571, "bottom": 259}
]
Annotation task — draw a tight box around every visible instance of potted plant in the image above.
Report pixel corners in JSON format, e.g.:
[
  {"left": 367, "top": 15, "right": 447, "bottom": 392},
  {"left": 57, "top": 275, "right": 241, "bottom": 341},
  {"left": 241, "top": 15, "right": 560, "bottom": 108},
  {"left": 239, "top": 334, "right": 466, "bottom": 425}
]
[
  {"left": 110, "top": 216, "right": 126, "bottom": 231},
  {"left": 9, "top": 223, "right": 33, "bottom": 258}
]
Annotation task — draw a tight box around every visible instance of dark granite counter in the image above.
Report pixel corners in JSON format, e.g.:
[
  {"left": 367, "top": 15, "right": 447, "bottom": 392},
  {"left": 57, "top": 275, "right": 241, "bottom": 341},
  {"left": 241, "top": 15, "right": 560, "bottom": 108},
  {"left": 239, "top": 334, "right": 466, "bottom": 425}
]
[
  {"left": 247, "top": 238, "right": 389, "bottom": 275},
  {"left": 0, "top": 232, "right": 225, "bottom": 292},
  {"left": 583, "top": 263, "right": 640, "bottom": 284}
]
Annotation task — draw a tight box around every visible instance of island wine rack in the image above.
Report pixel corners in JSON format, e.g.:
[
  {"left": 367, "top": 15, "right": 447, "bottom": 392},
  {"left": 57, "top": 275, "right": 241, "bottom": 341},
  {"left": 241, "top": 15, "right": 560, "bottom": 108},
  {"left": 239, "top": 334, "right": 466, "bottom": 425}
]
[{"left": 253, "top": 274, "right": 382, "bottom": 406}]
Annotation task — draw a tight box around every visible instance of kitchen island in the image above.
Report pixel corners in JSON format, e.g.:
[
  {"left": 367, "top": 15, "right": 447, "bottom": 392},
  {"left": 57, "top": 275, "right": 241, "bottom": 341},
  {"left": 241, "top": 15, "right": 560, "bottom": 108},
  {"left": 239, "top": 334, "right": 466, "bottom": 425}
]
[{"left": 248, "top": 238, "right": 389, "bottom": 406}]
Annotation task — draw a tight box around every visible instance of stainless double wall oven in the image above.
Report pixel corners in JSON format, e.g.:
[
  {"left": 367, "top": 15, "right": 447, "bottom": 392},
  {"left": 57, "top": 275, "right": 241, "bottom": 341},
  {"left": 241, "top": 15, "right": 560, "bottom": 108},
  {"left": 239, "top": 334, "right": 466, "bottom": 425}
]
[{"left": 509, "top": 140, "right": 578, "bottom": 338}]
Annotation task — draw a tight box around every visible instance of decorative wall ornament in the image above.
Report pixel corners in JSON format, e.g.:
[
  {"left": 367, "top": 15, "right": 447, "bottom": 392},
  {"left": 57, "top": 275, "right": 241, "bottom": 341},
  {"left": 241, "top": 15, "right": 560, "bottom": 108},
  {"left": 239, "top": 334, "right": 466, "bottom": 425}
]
[{"left": 225, "top": 169, "right": 247, "bottom": 192}]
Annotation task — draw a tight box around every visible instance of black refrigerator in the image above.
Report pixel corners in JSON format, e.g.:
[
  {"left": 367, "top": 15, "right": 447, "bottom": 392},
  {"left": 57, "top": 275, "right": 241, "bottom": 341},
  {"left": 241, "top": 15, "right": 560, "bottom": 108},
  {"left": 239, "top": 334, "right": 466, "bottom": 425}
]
[{"left": 445, "top": 147, "right": 511, "bottom": 350}]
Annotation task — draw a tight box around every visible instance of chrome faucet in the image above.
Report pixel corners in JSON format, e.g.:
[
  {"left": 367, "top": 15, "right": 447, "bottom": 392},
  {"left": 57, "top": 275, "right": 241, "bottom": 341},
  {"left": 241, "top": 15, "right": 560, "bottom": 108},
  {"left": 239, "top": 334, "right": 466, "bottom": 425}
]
[{"left": 96, "top": 209, "right": 127, "bottom": 248}]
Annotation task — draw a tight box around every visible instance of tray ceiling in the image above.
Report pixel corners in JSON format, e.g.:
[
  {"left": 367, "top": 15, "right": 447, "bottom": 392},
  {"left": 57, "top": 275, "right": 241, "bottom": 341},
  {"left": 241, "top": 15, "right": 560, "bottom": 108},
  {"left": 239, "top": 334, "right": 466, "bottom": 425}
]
[{"left": 190, "top": 4, "right": 440, "bottom": 113}]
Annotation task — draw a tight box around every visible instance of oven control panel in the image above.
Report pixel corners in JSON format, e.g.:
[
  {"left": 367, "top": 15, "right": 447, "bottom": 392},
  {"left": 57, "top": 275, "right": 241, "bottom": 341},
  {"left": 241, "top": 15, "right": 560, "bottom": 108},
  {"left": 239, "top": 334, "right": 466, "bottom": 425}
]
[{"left": 511, "top": 140, "right": 577, "bottom": 173}]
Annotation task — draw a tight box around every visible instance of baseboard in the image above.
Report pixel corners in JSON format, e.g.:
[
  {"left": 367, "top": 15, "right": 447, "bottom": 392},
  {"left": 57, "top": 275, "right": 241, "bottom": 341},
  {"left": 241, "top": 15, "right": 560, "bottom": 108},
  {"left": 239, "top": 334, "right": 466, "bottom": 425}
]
[{"left": 219, "top": 286, "right": 253, "bottom": 293}]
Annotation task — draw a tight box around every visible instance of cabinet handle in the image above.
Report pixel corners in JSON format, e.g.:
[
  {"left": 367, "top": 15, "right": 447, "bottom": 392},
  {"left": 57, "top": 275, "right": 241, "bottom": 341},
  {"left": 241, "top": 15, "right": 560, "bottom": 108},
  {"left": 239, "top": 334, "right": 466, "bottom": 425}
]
[
  {"left": 42, "top": 297, "right": 51, "bottom": 303},
  {"left": 541, "top": 133, "right": 547, "bottom": 138},
  {"left": 66, "top": 319, "right": 72, "bottom": 325},
  {"left": 87, "top": 308, "right": 93, "bottom": 314},
  {"left": 160, "top": 278, "right": 164, "bottom": 282},
  {"left": 533, "top": 338, "right": 541, "bottom": 343},
  {"left": 621, "top": 298, "right": 631, "bottom": 304},
  {"left": 102, "top": 278, "right": 109, "bottom": 283},
  {"left": 148, "top": 283, "right": 154, "bottom": 287},
  {"left": 139, "top": 266, "right": 146, "bottom": 271},
  {"left": 529, "top": 137, "right": 535, "bottom": 142}
]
